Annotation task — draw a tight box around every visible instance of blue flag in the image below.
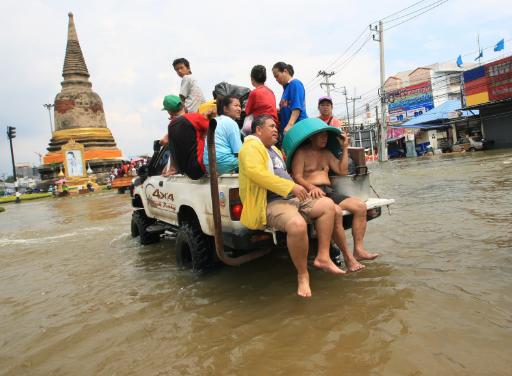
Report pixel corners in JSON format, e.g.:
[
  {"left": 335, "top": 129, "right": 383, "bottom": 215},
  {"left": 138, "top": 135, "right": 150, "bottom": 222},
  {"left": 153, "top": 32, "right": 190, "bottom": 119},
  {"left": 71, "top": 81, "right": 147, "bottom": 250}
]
[
  {"left": 456, "top": 55, "right": 463, "bottom": 67},
  {"left": 474, "top": 50, "right": 483, "bottom": 61},
  {"left": 494, "top": 38, "right": 505, "bottom": 52}
]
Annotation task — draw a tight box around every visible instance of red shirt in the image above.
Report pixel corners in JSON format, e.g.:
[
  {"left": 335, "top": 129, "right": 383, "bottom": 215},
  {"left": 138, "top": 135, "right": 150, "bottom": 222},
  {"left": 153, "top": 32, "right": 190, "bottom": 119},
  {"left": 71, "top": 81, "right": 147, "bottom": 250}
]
[
  {"left": 170, "top": 113, "right": 210, "bottom": 172},
  {"left": 183, "top": 113, "right": 209, "bottom": 171},
  {"left": 245, "top": 85, "right": 278, "bottom": 123},
  {"left": 318, "top": 115, "right": 343, "bottom": 128}
]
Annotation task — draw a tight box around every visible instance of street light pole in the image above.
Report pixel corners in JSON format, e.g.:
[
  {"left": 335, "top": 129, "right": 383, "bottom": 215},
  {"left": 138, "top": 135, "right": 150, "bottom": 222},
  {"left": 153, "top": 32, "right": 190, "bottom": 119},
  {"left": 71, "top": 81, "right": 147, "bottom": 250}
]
[
  {"left": 43, "top": 103, "right": 55, "bottom": 135},
  {"left": 7, "top": 126, "right": 20, "bottom": 203}
]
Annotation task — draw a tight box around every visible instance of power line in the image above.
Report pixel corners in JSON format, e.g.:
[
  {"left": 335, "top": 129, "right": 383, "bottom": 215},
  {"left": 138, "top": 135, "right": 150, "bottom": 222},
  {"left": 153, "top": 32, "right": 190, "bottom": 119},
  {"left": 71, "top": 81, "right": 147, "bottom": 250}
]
[
  {"left": 379, "top": 0, "right": 429, "bottom": 21},
  {"left": 385, "top": 0, "right": 447, "bottom": 23},
  {"left": 386, "top": 0, "right": 449, "bottom": 30},
  {"left": 304, "top": 27, "right": 370, "bottom": 90}
]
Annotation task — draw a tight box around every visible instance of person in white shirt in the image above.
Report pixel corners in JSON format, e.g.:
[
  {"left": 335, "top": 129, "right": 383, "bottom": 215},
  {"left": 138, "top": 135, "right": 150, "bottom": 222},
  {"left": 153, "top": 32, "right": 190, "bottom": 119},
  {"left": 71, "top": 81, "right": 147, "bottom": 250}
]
[{"left": 172, "top": 57, "right": 205, "bottom": 113}]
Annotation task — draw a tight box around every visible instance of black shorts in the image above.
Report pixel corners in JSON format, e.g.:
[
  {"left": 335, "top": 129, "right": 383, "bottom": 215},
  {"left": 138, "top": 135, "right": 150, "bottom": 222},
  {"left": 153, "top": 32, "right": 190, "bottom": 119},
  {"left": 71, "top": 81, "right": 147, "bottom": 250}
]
[{"left": 319, "top": 185, "right": 348, "bottom": 204}]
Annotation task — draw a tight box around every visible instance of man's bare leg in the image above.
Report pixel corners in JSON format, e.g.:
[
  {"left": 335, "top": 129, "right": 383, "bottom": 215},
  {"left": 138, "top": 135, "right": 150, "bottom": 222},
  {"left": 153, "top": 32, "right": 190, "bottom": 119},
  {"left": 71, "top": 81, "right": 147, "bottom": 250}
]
[
  {"left": 309, "top": 198, "right": 345, "bottom": 275},
  {"left": 332, "top": 205, "right": 365, "bottom": 272},
  {"left": 340, "top": 198, "right": 379, "bottom": 261},
  {"left": 285, "top": 216, "right": 312, "bottom": 297}
]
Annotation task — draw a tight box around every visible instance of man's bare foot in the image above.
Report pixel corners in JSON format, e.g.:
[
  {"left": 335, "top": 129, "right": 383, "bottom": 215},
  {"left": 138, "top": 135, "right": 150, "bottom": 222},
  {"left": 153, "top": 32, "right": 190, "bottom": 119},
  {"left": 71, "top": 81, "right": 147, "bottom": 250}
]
[
  {"left": 297, "top": 273, "right": 312, "bottom": 297},
  {"left": 313, "top": 257, "right": 346, "bottom": 275},
  {"left": 354, "top": 249, "right": 379, "bottom": 261},
  {"left": 344, "top": 255, "right": 366, "bottom": 272}
]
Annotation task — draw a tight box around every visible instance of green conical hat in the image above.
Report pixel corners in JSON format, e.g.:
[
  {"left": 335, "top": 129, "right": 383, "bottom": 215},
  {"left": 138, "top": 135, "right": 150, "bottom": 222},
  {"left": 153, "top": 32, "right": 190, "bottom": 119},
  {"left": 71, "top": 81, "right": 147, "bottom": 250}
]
[{"left": 282, "top": 117, "right": 341, "bottom": 170}]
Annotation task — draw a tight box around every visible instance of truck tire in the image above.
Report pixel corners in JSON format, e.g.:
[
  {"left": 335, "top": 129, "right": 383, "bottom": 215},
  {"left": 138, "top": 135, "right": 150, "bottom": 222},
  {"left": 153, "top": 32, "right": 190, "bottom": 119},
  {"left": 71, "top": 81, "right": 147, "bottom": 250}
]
[
  {"left": 175, "top": 221, "right": 215, "bottom": 272},
  {"left": 131, "top": 210, "right": 160, "bottom": 245}
]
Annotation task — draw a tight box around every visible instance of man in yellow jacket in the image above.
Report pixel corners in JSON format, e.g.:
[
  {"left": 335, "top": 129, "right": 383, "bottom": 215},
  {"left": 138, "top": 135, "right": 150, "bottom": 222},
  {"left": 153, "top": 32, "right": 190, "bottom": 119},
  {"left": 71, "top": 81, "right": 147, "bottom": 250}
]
[{"left": 239, "top": 115, "right": 347, "bottom": 298}]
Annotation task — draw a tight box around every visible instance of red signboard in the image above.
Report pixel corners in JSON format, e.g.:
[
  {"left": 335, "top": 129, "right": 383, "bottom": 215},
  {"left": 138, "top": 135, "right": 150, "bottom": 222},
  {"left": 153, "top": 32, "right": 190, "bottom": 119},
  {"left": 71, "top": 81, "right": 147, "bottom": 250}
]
[
  {"left": 463, "top": 55, "right": 512, "bottom": 106},
  {"left": 487, "top": 56, "right": 512, "bottom": 102}
]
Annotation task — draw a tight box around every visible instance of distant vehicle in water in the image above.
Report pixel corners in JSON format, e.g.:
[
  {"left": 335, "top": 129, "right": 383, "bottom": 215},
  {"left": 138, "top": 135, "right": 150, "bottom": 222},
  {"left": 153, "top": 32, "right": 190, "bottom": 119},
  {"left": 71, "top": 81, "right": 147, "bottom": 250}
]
[{"left": 451, "top": 136, "right": 486, "bottom": 152}]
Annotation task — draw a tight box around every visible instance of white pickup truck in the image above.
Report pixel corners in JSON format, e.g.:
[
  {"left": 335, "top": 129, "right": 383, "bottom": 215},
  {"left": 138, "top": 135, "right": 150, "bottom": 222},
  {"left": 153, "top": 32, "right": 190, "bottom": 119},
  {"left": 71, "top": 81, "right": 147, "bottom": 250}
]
[{"left": 131, "top": 122, "right": 394, "bottom": 271}]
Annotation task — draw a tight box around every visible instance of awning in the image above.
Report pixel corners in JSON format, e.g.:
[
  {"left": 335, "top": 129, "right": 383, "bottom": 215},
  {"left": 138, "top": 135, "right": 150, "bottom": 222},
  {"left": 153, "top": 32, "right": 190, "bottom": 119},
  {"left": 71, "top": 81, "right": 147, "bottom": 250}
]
[
  {"left": 387, "top": 135, "right": 405, "bottom": 143},
  {"left": 391, "top": 100, "right": 479, "bottom": 129}
]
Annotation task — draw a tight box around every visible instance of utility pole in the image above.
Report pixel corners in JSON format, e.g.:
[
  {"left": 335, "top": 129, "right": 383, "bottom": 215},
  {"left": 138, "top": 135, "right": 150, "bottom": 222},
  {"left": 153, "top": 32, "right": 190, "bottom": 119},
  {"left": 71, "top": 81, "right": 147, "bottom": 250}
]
[
  {"left": 337, "top": 86, "right": 351, "bottom": 126},
  {"left": 7, "top": 126, "right": 20, "bottom": 203},
  {"left": 371, "top": 20, "right": 388, "bottom": 161},
  {"left": 318, "top": 70, "right": 336, "bottom": 96},
  {"left": 43, "top": 103, "right": 55, "bottom": 136},
  {"left": 374, "top": 106, "right": 380, "bottom": 159},
  {"left": 347, "top": 88, "right": 361, "bottom": 129}
]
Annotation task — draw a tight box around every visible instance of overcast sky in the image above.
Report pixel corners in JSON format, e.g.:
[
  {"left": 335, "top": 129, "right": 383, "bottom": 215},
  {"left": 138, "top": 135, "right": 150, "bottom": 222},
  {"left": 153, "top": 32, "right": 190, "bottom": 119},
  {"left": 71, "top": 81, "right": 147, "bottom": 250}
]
[{"left": 0, "top": 0, "right": 510, "bottom": 175}]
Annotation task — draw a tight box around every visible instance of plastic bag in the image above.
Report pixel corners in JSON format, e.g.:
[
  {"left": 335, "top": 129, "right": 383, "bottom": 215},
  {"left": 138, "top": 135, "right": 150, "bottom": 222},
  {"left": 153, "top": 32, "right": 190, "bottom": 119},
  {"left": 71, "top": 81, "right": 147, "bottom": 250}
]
[{"left": 213, "top": 82, "right": 251, "bottom": 109}]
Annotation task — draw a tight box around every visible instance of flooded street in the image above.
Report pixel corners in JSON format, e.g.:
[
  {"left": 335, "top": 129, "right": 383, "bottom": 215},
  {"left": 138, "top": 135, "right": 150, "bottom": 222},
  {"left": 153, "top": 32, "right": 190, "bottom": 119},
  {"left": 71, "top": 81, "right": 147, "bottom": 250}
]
[{"left": 1, "top": 150, "right": 511, "bottom": 375}]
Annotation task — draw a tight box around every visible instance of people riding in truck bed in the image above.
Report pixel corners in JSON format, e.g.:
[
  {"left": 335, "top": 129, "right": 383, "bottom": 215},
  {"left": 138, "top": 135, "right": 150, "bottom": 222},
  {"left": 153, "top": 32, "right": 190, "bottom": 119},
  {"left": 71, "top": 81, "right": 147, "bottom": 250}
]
[
  {"left": 160, "top": 94, "right": 186, "bottom": 176},
  {"left": 163, "top": 94, "right": 213, "bottom": 180},
  {"left": 172, "top": 58, "right": 205, "bottom": 113},
  {"left": 243, "top": 65, "right": 278, "bottom": 135},
  {"left": 272, "top": 62, "right": 308, "bottom": 141},
  {"left": 239, "top": 115, "right": 364, "bottom": 298},
  {"left": 203, "top": 95, "right": 243, "bottom": 175},
  {"left": 317, "top": 96, "right": 344, "bottom": 129},
  {"left": 288, "top": 118, "right": 378, "bottom": 268}
]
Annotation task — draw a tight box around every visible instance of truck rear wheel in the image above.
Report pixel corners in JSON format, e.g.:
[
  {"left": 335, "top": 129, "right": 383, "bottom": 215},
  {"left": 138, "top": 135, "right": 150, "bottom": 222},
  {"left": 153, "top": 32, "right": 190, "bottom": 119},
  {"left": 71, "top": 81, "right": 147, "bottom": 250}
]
[
  {"left": 175, "top": 221, "right": 215, "bottom": 272},
  {"left": 131, "top": 210, "right": 160, "bottom": 245}
]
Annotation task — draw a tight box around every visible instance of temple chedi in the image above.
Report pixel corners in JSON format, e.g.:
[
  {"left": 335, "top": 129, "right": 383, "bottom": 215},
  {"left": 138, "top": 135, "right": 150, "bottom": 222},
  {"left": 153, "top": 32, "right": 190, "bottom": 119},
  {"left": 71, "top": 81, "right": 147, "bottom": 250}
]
[{"left": 39, "top": 12, "right": 122, "bottom": 184}]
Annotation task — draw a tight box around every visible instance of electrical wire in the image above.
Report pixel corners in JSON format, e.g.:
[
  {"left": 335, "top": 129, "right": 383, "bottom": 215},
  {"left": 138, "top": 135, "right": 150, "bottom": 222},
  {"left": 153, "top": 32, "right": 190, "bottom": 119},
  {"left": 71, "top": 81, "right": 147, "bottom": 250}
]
[
  {"left": 384, "top": 0, "right": 448, "bottom": 24},
  {"left": 306, "top": 33, "right": 373, "bottom": 91},
  {"left": 379, "top": 0, "right": 429, "bottom": 21},
  {"left": 386, "top": 0, "right": 449, "bottom": 30}
]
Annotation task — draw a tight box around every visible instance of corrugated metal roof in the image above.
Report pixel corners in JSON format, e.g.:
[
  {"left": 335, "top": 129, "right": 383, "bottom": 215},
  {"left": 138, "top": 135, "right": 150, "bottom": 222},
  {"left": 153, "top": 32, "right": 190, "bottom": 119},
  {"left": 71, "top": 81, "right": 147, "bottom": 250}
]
[{"left": 391, "top": 100, "right": 479, "bottom": 129}]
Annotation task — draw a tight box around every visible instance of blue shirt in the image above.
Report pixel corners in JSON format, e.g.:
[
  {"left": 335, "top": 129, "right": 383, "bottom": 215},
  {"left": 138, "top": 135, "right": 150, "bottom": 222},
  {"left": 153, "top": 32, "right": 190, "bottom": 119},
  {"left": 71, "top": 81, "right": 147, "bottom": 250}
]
[
  {"left": 278, "top": 78, "right": 308, "bottom": 136},
  {"left": 203, "top": 115, "right": 242, "bottom": 174}
]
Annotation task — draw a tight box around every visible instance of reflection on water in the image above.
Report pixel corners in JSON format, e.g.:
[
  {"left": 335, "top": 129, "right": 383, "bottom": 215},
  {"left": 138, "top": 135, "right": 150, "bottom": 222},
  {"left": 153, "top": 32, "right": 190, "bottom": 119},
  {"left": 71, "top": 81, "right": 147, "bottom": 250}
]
[{"left": 1, "top": 150, "right": 511, "bottom": 375}]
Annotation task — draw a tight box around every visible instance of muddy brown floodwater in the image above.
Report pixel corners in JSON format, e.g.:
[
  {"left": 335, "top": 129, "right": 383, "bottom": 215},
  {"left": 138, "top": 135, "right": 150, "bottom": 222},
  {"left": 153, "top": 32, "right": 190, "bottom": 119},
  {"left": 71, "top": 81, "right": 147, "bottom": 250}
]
[{"left": 1, "top": 150, "right": 511, "bottom": 375}]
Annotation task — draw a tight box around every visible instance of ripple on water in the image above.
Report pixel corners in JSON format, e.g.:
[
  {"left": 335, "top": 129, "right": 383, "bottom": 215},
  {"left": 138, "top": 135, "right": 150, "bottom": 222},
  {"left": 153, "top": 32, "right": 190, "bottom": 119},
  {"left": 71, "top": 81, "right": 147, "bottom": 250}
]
[{"left": 1, "top": 151, "right": 512, "bottom": 375}]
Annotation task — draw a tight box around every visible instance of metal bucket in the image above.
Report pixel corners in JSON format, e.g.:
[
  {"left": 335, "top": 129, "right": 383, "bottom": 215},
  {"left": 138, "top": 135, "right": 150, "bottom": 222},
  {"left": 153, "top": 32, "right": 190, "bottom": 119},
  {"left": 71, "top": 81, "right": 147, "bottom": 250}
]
[{"left": 329, "top": 172, "right": 370, "bottom": 202}]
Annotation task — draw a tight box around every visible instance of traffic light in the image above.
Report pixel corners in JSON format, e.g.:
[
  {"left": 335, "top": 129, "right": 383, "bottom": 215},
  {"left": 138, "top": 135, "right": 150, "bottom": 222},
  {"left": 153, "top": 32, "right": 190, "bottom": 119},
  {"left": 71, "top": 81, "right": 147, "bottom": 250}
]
[{"left": 7, "top": 126, "right": 16, "bottom": 139}]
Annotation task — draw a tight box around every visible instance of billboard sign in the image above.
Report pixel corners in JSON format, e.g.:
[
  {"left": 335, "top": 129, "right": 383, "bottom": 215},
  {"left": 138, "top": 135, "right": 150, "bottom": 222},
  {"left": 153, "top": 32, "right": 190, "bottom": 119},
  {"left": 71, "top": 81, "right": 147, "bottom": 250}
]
[{"left": 387, "top": 81, "right": 434, "bottom": 124}]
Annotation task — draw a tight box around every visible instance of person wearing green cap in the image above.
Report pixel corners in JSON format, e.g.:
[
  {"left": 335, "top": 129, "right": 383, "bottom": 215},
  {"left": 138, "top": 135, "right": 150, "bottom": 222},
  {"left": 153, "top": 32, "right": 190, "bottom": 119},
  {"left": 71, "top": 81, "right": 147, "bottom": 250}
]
[
  {"left": 160, "top": 94, "right": 185, "bottom": 146},
  {"left": 162, "top": 94, "right": 184, "bottom": 115},
  {"left": 160, "top": 95, "right": 186, "bottom": 175}
]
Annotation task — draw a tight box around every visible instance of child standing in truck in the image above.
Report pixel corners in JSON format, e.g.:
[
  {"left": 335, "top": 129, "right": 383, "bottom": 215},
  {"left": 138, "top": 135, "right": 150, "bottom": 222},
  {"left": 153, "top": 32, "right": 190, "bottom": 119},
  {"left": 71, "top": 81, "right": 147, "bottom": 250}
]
[
  {"left": 172, "top": 58, "right": 205, "bottom": 113},
  {"left": 245, "top": 65, "right": 278, "bottom": 125}
]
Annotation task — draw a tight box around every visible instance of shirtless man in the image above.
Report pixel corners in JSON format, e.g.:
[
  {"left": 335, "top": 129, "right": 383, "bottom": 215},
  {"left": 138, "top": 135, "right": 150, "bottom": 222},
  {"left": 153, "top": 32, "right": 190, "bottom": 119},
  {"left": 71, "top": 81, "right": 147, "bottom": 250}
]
[{"left": 291, "top": 131, "right": 379, "bottom": 269}]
